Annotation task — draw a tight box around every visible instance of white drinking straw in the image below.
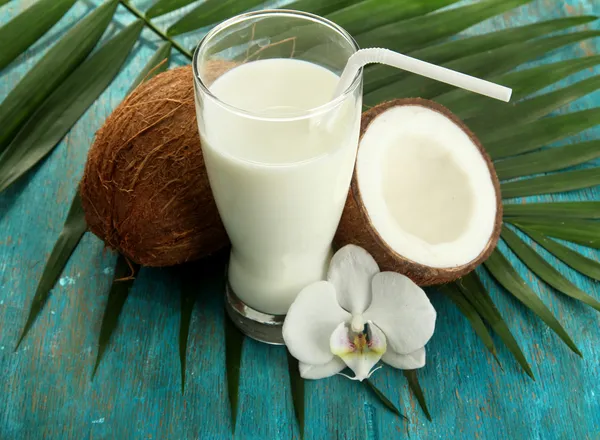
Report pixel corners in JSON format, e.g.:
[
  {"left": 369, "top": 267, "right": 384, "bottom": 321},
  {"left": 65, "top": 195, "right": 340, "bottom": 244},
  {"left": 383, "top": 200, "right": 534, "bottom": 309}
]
[{"left": 334, "top": 48, "right": 512, "bottom": 102}]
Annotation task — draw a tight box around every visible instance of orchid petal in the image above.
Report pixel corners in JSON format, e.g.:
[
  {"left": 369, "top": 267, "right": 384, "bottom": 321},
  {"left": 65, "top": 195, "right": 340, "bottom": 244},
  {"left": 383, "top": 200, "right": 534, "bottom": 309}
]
[
  {"left": 328, "top": 245, "right": 380, "bottom": 315},
  {"left": 382, "top": 347, "right": 426, "bottom": 370},
  {"left": 283, "top": 281, "right": 350, "bottom": 365},
  {"left": 299, "top": 358, "right": 346, "bottom": 380},
  {"left": 330, "top": 321, "right": 386, "bottom": 381},
  {"left": 364, "top": 272, "right": 436, "bottom": 354}
]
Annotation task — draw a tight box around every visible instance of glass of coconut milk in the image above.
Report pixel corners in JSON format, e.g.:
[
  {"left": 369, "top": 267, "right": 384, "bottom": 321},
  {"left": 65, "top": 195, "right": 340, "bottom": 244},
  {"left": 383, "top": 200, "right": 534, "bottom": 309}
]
[{"left": 193, "top": 10, "right": 362, "bottom": 344}]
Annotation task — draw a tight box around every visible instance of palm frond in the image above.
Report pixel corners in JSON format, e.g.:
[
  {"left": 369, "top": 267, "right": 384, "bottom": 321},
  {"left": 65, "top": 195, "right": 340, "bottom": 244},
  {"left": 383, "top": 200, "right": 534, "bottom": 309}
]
[
  {"left": 225, "top": 314, "right": 244, "bottom": 433},
  {"left": 286, "top": 0, "right": 363, "bottom": 16},
  {"left": 440, "top": 284, "right": 498, "bottom": 362},
  {"left": 502, "top": 226, "right": 600, "bottom": 312},
  {"left": 456, "top": 273, "right": 534, "bottom": 378},
  {"left": 15, "top": 193, "right": 87, "bottom": 349},
  {"left": 287, "top": 351, "right": 305, "bottom": 438},
  {"left": 15, "top": 41, "right": 171, "bottom": 355},
  {"left": 366, "top": 31, "right": 600, "bottom": 105},
  {"left": 506, "top": 218, "right": 600, "bottom": 249},
  {"left": 0, "top": 0, "right": 118, "bottom": 152},
  {"left": 118, "top": 0, "right": 192, "bottom": 59},
  {"left": 363, "top": 379, "right": 406, "bottom": 419},
  {"left": 486, "top": 109, "right": 600, "bottom": 159},
  {"left": 146, "top": 0, "right": 198, "bottom": 18},
  {"left": 403, "top": 370, "right": 432, "bottom": 421},
  {"left": 519, "top": 228, "right": 600, "bottom": 282},
  {"left": 129, "top": 42, "right": 172, "bottom": 91},
  {"left": 168, "top": 0, "right": 267, "bottom": 36},
  {"left": 495, "top": 140, "right": 600, "bottom": 181},
  {"left": 179, "top": 266, "right": 196, "bottom": 394},
  {"left": 357, "top": 0, "right": 532, "bottom": 52},
  {"left": 484, "top": 250, "right": 581, "bottom": 356},
  {"left": 366, "top": 16, "right": 598, "bottom": 92},
  {"left": 93, "top": 255, "right": 139, "bottom": 377},
  {"left": 503, "top": 202, "right": 600, "bottom": 219},
  {"left": 0, "top": 0, "right": 76, "bottom": 70},
  {"left": 501, "top": 168, "right": 600, "bottom": 199},
  {"left": 327, "top": 0, "right": 460, "bottom": 35},
  {"left": 471, "top": 75, "right": 600, "bottom": 133},
  {"left": 0, "top": 19, "right": 144, "bottom": 192}
]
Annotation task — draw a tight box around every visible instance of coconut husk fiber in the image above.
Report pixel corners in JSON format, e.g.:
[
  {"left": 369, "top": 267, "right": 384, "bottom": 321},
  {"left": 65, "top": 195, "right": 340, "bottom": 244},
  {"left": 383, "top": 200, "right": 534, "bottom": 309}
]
[
  {"left": 80, "top": 64, "right": 231, "bottom": 266},
  {"left": 335, "top": 98, "right": 503, "bottom": 286}
]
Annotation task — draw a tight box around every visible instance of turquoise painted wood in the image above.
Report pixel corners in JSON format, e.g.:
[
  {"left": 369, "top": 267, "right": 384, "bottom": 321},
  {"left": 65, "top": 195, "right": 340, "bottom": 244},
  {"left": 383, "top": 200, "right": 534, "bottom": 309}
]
[{"left": 1, "top": 0, "right": 599, "bottom": 439}]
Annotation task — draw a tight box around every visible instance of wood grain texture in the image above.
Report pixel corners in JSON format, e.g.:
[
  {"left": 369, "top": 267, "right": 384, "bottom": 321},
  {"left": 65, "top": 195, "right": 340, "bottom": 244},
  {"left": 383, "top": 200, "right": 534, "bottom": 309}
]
[{"left": 0, "top": 0, "right": 599, "bottom": 439}]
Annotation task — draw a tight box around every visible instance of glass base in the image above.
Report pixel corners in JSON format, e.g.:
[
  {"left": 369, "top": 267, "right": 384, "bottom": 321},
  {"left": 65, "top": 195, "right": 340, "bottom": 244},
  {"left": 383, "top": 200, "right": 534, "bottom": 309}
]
[{"left": 225, "top": 282, "right": 286, "bottom": 345}]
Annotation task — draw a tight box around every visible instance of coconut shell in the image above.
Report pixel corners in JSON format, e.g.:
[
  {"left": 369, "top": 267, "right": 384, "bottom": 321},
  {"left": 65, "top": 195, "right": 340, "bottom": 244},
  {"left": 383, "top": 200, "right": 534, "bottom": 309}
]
[
  {"left": 80, "top": 65, "right": 230, "bottom": 266},
  {"left": 335, "top": 98, "right": 503, "bottom": 286}
]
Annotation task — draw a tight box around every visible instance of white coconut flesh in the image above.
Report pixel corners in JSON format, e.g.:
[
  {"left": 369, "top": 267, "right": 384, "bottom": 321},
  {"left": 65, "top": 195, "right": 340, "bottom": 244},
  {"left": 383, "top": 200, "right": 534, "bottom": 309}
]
[{"left": 356, "top": 104, "right": 498, "bottom": 268}]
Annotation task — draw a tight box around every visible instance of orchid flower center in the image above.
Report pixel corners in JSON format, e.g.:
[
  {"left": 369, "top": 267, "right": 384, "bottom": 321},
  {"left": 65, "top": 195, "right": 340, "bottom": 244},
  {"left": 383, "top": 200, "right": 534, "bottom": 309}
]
[{"left": 350, "top": 314, "right": 366, "bottom": 333}]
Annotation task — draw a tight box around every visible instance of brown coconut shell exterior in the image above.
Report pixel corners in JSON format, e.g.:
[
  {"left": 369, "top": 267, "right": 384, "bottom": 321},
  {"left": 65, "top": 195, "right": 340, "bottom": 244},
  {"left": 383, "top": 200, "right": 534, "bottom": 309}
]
[
  {"left": 80, "top": 65, "right": 230, "bottom": 267},
  {"left": 335, "top": 98, "right": 503, "bottom": 286}
]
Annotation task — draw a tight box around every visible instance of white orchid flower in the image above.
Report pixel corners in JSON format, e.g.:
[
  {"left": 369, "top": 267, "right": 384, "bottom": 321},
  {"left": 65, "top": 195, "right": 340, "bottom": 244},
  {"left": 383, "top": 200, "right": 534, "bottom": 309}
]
[{"left": 283, "top": 245, "right": 437, "bottom": 381}]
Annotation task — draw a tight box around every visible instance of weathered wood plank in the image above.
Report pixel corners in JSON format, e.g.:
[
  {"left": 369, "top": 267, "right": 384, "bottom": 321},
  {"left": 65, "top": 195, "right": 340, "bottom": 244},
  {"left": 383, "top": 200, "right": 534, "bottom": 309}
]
[{"left": 0, "top": 0, "right": 598, "bottom": 439}]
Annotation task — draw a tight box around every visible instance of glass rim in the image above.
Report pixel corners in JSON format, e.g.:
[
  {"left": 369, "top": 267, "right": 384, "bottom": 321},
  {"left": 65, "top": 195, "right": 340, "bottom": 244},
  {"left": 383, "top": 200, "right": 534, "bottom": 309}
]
[{"left": 192, "top": 9, "right": 362, "bottom": 122}]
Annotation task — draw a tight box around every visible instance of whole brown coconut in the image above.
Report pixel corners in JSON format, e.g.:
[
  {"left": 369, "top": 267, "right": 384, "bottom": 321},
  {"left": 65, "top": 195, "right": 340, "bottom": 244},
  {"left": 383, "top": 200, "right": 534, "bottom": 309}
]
[
  {"left": 335, "top": 99, "right": 503, "bottom": 286},
  {"left": 80, "top": 65, "right": 230, "bottom": 266}
]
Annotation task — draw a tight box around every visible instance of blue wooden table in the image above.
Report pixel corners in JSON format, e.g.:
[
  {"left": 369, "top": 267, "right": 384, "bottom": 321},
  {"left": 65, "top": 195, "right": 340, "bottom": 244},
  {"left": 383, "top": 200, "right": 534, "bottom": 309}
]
[{"left": 1, "top": 0, "right": 599, "bottom": 439}]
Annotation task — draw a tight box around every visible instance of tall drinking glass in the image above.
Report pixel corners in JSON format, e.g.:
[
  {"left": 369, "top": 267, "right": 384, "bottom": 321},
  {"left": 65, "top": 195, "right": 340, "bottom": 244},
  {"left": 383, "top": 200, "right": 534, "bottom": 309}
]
[{"left": 193, "top": 10, "right": 362, "bottom": 343}]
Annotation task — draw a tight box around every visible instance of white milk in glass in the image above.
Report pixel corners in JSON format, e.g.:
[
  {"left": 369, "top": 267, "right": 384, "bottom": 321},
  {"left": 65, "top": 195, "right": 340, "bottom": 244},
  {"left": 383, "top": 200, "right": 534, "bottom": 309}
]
[{"left": 200, "top": 58, "right": 361, "bottom": 315}]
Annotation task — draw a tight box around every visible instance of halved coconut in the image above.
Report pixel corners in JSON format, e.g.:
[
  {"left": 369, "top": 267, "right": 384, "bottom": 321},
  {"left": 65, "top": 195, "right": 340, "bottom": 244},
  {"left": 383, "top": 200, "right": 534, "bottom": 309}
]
[{"left": 335, "top": 98, "right": 502, "bottom": 286}]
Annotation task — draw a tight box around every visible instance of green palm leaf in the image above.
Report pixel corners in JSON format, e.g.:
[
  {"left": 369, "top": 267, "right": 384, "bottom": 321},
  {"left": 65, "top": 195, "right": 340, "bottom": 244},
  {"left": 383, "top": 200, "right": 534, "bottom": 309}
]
[
  {"left": 403, "top": 370, "right": 431, "bottom": 421},
  {"left": 503, "top": 202, "right": 600, "bottom": 219},
  {"left": 520, "top": 229, "right": 600, "bottom": 282},
  {"left": 208, "top": 0, "right": 530, "bottom": 64},
  {"left": 486, "top": 109, "right": 600, "bottom": 159},
  {"left": 470, "top": 75, "right": 600, "bottom": 134},
  {"left": 327, "top": 0, "right": 459, "bottom": 35},
  {"left": 93, "top": 255, "right": 139, "bottom": 377},
  {"left": 363, "top": 379, "right": 405, "bottom": 419},
  {"left": 13, "top": 42, "right": 171, "bottom": 352},
  {"left": 0, "top": 0, "right": 76, "bottom": 71},
  {"left": 438, "top": 54, "right": 600, "bottom": 119},
  {"left": 285, "top": 0, "right": 362, "bottom": 15},
  {"left": 179, "top": 266, "right": 196, "bottom": 394},
  {"left": 495, "top": 141, "right": 600, "bottom": 180},
  {"left": 501, "top": 168, "right": 600, "bottom": 199},
  {"left": 440, "top": 284, "right": 498, "bottom": 362},
  {"left": 365, "top": 31, "right": 600, "bottom": 105},
  {"left": 287, "top": 351, "right": 305, "bottom": 438},
  {"left": 0, "top": 19, "right": 144, "bottom": 193},
  {"left": 506, "top": 218, "right": 600, "bottom": 249},
  {"left": 0, "top": 0, "right": 118, "bottom": 153},
  {"left": 502, "top": 226, "right": 600, "bottom": 312},
  {"left": 0, "top": 0, "right": 14, "bottom": 6},
  {"left": 456, "top": 273, "right": 534, "bottom": 378},
  {"left": 365, "top": 16, "right": 598, "bottom": 93},
  {"left": 15, "top": 193, "right": 87, "bottom": 349},
  {"left": 117, "top": 0, "right": 192, "bottom": 59},
  {"left": 357, "top": 0, "right": 531, "bottom": 53},
  {"left": 188, "top": 0, "right": 458, "bottom": 56},
  {"left": 128, "top": 42, "right": 171, "bottom": 91},
  {"left": 168, "top": 0, "right": 267, "bottom": 36},
  {"left": 484, "top": 250, "right": 581, "bottom": 356},
  {"left": 225, "top": 316, "right": 244, "bottom": 433},
  {"left": 452, "top": 56, "right": 600, "bottom": 124},
  {"left": 146, "top": 0, "right": 198, "bottom": 18}
]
